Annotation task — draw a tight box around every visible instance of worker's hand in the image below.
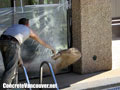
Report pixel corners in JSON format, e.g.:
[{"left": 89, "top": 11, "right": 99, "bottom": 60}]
[
  {"left": 18, "top": 59, "right": 23, "bottom": 67},
  {"left": 51, "top": 49, "right": 56, "bottom": 55}
]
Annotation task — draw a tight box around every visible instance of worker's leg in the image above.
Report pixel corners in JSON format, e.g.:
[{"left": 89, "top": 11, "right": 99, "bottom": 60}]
[{"left": 1, "top": 42, "right": 20, "bottom": 84}]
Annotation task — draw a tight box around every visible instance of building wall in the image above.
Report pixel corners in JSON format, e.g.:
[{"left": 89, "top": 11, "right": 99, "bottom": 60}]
[
  {"left": 111, "top": 0, "right": 120, "bottom": 18},
  {"left": 72, "top": 0, "right": 112, "bottom": 74}
]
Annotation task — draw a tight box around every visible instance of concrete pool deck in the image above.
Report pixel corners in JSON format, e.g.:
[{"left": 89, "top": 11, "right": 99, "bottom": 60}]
[
  {"left": 27, "top": 68, "right": 120, "bottom": 90},
  {"left": 59, "top": 69, "right": 120, "bottom": 90}
]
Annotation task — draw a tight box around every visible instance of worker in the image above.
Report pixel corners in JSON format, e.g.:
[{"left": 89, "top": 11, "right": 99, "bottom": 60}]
[{"left": 0, "top": 18, "right": 56, "bottom": 85}]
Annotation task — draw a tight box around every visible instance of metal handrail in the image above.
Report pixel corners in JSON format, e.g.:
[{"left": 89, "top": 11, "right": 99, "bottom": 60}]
[
  {"left": 39, "top": 61, "right": 59, "bottom": 90},
  {"left": 22, "top": 65, "right": 32, "bottom": 90}
]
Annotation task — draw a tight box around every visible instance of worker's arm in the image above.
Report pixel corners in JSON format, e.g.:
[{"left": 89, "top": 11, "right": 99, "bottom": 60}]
[{"left": 29, "top": 29, "right": 56, "bottom": 54}]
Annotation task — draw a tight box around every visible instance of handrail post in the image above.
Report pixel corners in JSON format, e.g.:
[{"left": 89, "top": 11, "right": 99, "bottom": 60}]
[
  {"left": 22, "top": 65, "right": 32, "bottom": 90},
  {"left": 39, "top": 61, "right": 59, "bottom": 90},
  {"left": 40, "top": 67, "right": 43, "bottom": 84}
]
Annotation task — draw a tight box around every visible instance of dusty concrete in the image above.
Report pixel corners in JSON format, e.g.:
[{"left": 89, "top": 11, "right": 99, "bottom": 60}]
[{"left": 72, "top": 0, "right": 112, "bottom": 74}]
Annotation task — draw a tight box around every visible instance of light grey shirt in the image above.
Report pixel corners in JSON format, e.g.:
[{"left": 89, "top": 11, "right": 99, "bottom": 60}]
[{"left": 3, "top": 24, "right": 30, "bottom": 44}]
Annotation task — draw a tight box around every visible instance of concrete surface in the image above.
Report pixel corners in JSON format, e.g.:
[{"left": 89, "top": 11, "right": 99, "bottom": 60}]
[
  {"left": 60, "top": 69, "right": 120, "bottom": 90},
  {"left": 21, "top": 68, "right": 120, "bottom": 90},
  {"left": 72, "top": 0, "right": 112, "bottom": 74}
]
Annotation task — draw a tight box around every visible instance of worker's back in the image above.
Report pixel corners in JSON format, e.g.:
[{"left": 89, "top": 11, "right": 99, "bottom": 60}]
[{"left": 3, "top": 24, "right": 30, "bottom": 44}]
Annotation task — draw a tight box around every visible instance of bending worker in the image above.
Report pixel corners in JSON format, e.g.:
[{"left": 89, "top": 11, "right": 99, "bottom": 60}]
[{"left": 0, "top": 18, "right": 56, "bottom": 84}]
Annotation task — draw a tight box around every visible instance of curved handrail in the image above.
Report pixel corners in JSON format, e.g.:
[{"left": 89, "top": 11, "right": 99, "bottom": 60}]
[
  {"left": 22, "top": 65, "right": 32, "bottom": 90},
  {"left": 39, "top": 61, "right": 59, "bottom": 90}
]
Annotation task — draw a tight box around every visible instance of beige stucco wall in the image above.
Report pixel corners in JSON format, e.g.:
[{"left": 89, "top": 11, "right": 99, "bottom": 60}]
[
  {"left": 72, "top": 0, "right": 112, "bottom": 74},
  {"left": 111, "top": 0, "right": 120, "bottom": 18}
]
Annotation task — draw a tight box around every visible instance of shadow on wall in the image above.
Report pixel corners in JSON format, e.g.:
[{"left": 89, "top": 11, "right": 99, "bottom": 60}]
[
  {"left": 112, "top": 18, "right": 120, "bottom": 40},
  {"left": 112, "top": 25, "right": 120, "bottom": 40}
]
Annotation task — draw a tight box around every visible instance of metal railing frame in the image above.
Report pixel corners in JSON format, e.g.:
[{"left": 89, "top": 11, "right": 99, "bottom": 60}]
[
  {"left": 22, "top": 65, "right": 32, "bottom": 90},
  {"left": 39, "top": 61, "right": 59, "bottom": 90}
]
